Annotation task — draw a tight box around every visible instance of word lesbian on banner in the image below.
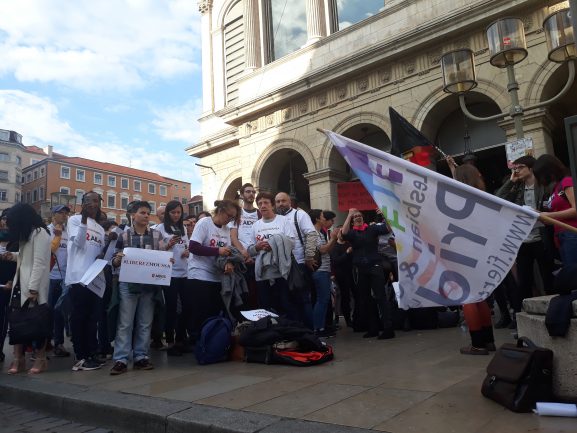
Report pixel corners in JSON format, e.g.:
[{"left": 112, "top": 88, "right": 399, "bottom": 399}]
[
  {"left": 321, "top": 130, "right": 538, "bottom": 309},
  {"left": 119, "top": 247, "right": 173, "bottom": 286}
]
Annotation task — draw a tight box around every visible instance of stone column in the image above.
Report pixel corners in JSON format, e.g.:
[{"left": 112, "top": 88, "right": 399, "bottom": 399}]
[
  {"left": 305, "top": 0, "right": 327, "bottom": 45},
  {"left": 244, "top": 0, "right": 262, "bottom": 72}
]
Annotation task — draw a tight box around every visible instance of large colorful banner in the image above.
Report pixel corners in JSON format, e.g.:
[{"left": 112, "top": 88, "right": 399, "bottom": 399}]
[{"left": 323, "top": 130, "right": 539, "bottom": 309}]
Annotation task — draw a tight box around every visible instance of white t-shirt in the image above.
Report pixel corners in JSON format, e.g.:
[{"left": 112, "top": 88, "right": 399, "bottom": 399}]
[
  {"left": 189, "top": 216, "right": 231, "bottom": 282},
  {"left": 65, "top": 215, "right": 105, "bottom": 286},
  {"left": 229, "top": 208, "right": 260, "bottom": 249},
  {"left": 155, "top": 223, "right": 189, "bottom": 278},
  {"left": 251, "top": 215, "right": 295, "bottom": 247},
  {"left": 284, "top": 208, "right": 315, "bottom": 263},
  {"left": 48, "top": 223, "right": 68, "bottom": 280}
]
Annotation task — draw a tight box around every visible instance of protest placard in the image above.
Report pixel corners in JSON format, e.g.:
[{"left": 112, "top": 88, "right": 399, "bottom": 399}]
[{"left": 119, "top": 247, "right": 173, "bottom": 286}]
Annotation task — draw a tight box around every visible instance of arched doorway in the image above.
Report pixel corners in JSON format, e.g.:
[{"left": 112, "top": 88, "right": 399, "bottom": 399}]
[
  {"left": 540, "top": 63, "right": 577, "bottom": 164},
  {"left": 223, "top": 177, "right": 242, "bottom": 201},
  {"left": 258, "top": 149, "right": 310, "bottom": 208},
  {"left": 424, "top": 92, "right": 508, "bottom": 193}
]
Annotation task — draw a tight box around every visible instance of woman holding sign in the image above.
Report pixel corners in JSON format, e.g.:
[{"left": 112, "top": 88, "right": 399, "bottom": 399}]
[
  {"left": 156, "top": 200, "right": 190, "bottom": 355},
  {"left": 187, "top": 200, "right": 241, "bottom": 343}
]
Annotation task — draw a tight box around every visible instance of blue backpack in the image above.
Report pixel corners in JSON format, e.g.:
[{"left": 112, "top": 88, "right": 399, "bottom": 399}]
[{"left": 194, "top": 314, "right": 233, "bottom": 365}]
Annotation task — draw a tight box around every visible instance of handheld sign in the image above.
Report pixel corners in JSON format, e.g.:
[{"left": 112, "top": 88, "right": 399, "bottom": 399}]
[{"left": 119, "top": 247, "right": 173, "bottom": 286}]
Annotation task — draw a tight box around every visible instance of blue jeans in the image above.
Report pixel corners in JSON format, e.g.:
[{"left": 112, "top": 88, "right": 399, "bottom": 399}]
[
  {"left": 113, "top": 283, "right": 155, "bottom": 365},
  {"left": 48, "top": 279, "right": 66, "bottom": 346},
  {"left": 558, "top": 231, "right": 577, "bottom": 267},
  {"left": 312, "top": 271, "right": 331, "bottom": 331}
]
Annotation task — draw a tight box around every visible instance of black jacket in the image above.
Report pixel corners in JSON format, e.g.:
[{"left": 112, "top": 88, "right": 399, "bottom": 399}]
[{"left": 342, "top": 224, "right": 389, "bottom": 268}]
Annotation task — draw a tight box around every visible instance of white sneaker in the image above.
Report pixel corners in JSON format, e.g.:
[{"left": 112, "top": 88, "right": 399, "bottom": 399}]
[{"left": 72, "top": 359, "right": 85, "bottom": 371}]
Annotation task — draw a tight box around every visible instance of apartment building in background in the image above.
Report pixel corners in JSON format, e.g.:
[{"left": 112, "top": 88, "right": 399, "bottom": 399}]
[
  {"left": 22, "top": 154, "right": 192, "bottom": 224},
  {"left": 0, "top": 129, "right": 25, "bottom": 211}
]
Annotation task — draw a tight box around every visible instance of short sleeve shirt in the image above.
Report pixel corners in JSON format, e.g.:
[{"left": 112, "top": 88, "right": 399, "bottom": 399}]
[
  {"left": 189, "top": 216, "right": 231, "bottom": 282},
  {"left": 229, "top": 208, "right": 260, "bottom": 249},
  {"left": 155, "top": 224, "right": 190, "bottom": 278}
]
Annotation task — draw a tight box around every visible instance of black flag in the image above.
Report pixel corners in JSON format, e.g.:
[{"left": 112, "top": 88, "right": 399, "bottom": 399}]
[{"left": 389, "top": 107, "right": 431, "bottom": 157}]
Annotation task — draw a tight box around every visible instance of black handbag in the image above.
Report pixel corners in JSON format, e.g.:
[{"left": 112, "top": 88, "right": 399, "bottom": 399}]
[
  {"left": 9, "top": 287, "right": 53, "bottom": 344},
  {"left": 481, "top": 337, "right": 553, "bottom": 412},
  {"left": 287, "top": 254, "right": 308, "bottom": 292}
]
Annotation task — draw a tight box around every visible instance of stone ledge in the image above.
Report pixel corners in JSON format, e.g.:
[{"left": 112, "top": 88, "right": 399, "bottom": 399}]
[
  {"left": 522, "top": 295, "right": 577, "bottom": 317},
  {"left": 0, "top": 376, "right": 373, "bottom": 433}
]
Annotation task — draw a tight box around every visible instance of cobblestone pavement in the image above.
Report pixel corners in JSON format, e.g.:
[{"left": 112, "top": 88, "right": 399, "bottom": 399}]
[{"left": 0, "top": 402, "right": 112, "bottom": 433}]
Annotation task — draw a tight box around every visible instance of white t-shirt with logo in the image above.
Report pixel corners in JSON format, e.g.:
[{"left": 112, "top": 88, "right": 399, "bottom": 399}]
[
  {"left": 229, "top": 208, "right": 260, "bottom": 249},
  {"left": 48, "top": 223, "right": 68, "bottom": 280},
  {"left": 284, "top": 208, "right": 315, "bottom": 264},
  {"left": 189, "top": 216, "right": 231, "bottom": 283},
  {"left": 155, "top": 224, "right": 189, "bottom": 278},
  {"left": 251, "top": 215, "right": 295, "bottom": 248},
  {"left": 65, "top": 215, "right": 105, "bottom": 286}
]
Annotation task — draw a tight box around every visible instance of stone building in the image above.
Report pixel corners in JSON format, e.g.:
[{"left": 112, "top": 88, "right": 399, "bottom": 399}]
[
  {"left": 187, "top": 0, "right": 576, "bottom": 214},
  {"left": 0, "top": 129, "right": 25, "bottom": 212}
]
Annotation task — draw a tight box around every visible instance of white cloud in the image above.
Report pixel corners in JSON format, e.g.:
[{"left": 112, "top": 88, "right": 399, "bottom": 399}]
[
  {"left": 0, "top": 89, "right": 203, "bottom": 194},
  {"left": 0, "top": 0, "right": 202, "bottom": 91},
  {"left": 152, "top": 98, "right": 203, "bottom": 145}
]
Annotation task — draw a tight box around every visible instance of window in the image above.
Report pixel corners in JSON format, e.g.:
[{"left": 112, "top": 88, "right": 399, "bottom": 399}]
[
  {"left": 0, "top": 153, "right": 9, "bottom": 161},
  {"left": 159, "top": 202, "right": 166, "bottom": 207},
  {"left": 134, "top": 180, "right": 141, "bottom": 192},
  {"left": 40, "top": 167, "right": 45, "bottom": 177},
  {"left": 0, "top": 170, "right": 8, "bottom": 182},
  {"left": 16, "top": 155, "right": 22, "bottom": 166},
  {"left": 30, "top": 159, "right": 40, "bottom": 165},
  {"left": 108, "top": 175, "right": 116, "bottom": 187},
  {"left": 121, "top": 178, "right": 129, "bottom": 189},
  {"left": 94, "top": 172, "right": 103, "bottom": 185},
  {"left": 268, "top": 0, "right": 307, "bottom": 61},
  {"left": 133, "top": 194, "right": 142, "bottom": 201},
  {"left": 93, "top": 188, "right": 103, "bottom": 197},
  {"left": 76, "top": 189, "right": 85, "bottom": 204},
  {"left": 181, "top": 198, "right": 187, "bottom": 205},
  {"left": 26, "top": 191, "right": 31, "bottom": 203},
  {"left": 107, "top": 193, "right": 116, "bottom": 209},
  {"left": 39, "top": 187, "right": 45, "bottom": 201},
  {"left": 26, "top": 173, "right": 32, "bottom": 183},
  {"left": 336, "top": 0, "right": 385, "bottom": 30},
  {"left": 60, "top": 166, "right": 70, "bottom": 179},
  {"left": 15, "top": 191, "right": 21, "bottom": 203},
  {"left": 223, "top": 2, "right": 245, "bottom": 104},
  {"left": 60, "top": 187, "right": 70, "bottom": 194},
  {"left": 33, "top": 170, "right": 38, "bottom": 180},
  {"left": 159, "top": 185, "right": 167, "bottom": 196},
  {"left": 148, "top": 183, "right": 156, "bottom": 194},
  {"left": 149, "top": 202, "right": 156, "bottom": 214},
  {"left": 174, "top": 196, "right": 179, "bottom": 202},
  {"left": 76, "top": 169, "right": 85, "bottom": 182},
  {"left": 33, "top": 189, "right": 38, "bottom": 202},
  {"left": 0, "top": 190, "right": 7, "bottom": 202},
  {"left": 121, "top": 196, "right": 129, "bottom": 210}
]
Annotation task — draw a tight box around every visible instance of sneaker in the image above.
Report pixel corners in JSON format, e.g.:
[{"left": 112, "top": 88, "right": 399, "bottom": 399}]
[
  {"left": 53, "top": 345, "right": 71, "bottom": 358},
  {"left": 93, "top": 355, "right": 107, "bottom": 366},
  {"left": 110, "top": 361, "right": 127, "bottom": 376},
  {"left": 133, "top": 358, "right": 154, "bottom": 370},
  {"left": 377, "top": 329, "right": 395, "bottom": 340},
  {"left": 72, "top": 358, "right": 103, "bottom": 371}
]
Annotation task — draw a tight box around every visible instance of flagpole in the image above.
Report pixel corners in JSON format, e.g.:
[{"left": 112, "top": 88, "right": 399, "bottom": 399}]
[{"left": 539, "top": 215, "right": 577, "bottom": 234}]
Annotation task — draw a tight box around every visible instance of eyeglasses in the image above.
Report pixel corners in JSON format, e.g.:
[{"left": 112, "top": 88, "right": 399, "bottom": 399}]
[
  {"left": 353, "top": 214, "right": 363, "bottom": 218},
  {"left": 225, "top": 211, "right": 237, "bottom": 222},
  {"left": 243, "top": 190, "right": 256, "bottom": 195}
]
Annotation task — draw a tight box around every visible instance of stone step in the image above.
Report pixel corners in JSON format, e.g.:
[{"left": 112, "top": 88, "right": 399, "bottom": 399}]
[{"left": 522, "top": 295, "right": 577, "bottom": 317}]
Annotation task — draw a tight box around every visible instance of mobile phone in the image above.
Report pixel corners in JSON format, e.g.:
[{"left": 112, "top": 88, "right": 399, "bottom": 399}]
[{"left": 172, "top": 229, "right": 182, "bottom": 237}]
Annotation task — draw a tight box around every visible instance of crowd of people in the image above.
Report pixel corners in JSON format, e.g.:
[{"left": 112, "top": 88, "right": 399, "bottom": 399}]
[{"left": 0, "top": 153, "right": 575, "bottom": 374}]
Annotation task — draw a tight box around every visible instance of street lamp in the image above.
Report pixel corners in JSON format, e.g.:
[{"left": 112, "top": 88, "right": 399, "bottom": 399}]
[{"left": 441, "top": 10, "right": 576, "bottom": 139}]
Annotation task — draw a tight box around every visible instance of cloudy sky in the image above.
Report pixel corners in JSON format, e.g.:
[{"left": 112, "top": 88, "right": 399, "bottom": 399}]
[{"left": 0, "top": 0, "right": 204, "bottom": 194}]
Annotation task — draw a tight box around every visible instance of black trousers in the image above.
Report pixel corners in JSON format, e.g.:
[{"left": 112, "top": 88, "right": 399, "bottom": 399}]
[
  {"left": 516, "top": 240, "right": 555, "bottom": 298},
  {"left": 355, "top": 264, "right": 393, "bottom": 334},
  {"left": 187, "top": 279, "right": 225, "bottom": 342},
  {"left": 70, "top": 284, "right": 101, "bottom": 360},
  {"left": 163, "top": 277, "right": 187, "bottom": 344}
]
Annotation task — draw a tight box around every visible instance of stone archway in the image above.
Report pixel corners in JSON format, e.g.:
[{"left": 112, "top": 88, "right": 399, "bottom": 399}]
[
  {"left": 222, "top": 176, "right": 242, "bottom": 201},
  {"left": 256, "top": 148, "right": 311, "bottom": 208}
]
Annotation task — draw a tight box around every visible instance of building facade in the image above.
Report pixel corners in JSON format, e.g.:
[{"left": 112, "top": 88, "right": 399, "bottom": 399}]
[
  {"left": 188, "top": 0, "right": 576, "bottom": 215},
  {"left": 22, "top": 156, "right": 192, "bottom": 224},
  {"left": 0, "top": 129, "right": 25, "bottom": 212}
]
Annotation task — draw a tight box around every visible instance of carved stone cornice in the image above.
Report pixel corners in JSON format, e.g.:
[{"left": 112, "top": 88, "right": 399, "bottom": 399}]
[{"left": 197, "top": 0, "right": 213, "bottom": 15}]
